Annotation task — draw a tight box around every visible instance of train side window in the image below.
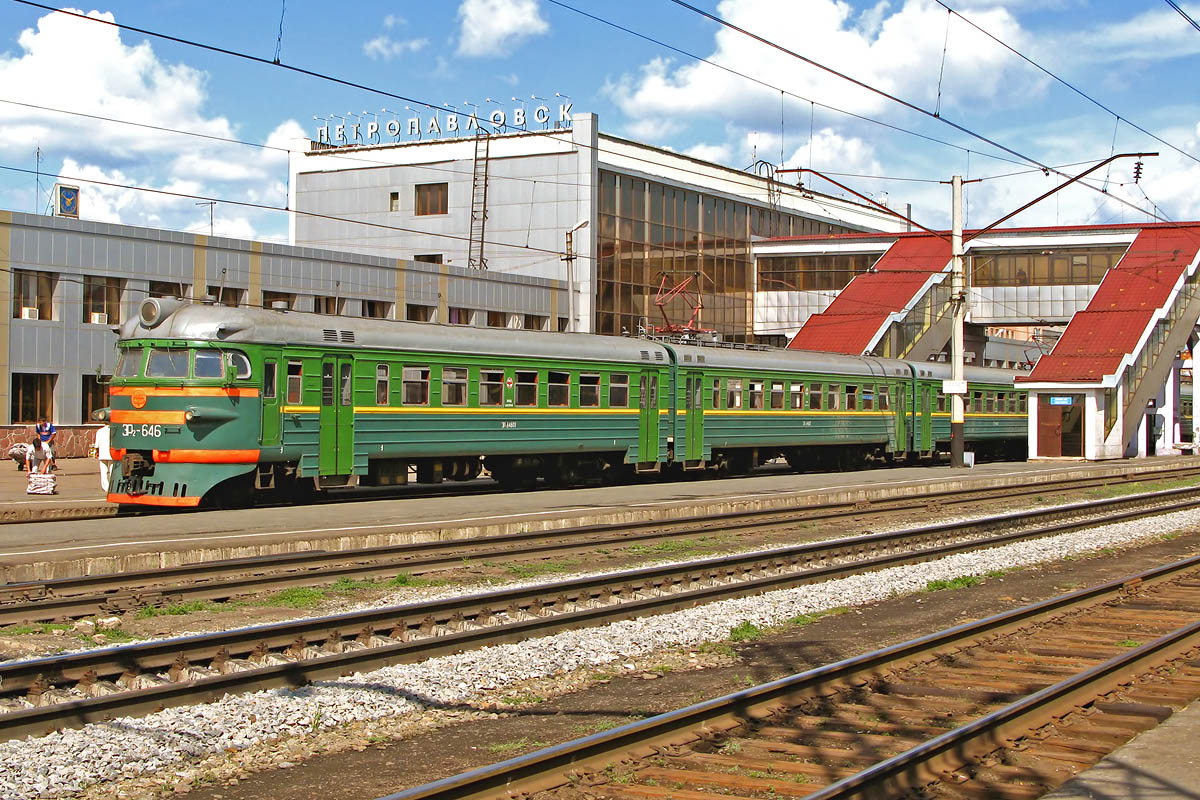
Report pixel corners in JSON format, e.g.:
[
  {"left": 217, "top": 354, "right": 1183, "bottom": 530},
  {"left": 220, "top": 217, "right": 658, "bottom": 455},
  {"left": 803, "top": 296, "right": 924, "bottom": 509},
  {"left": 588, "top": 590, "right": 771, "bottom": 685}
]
[
  {"left": 403, "top": 366, "right": 430, "bottom": 405},
  {"left": 712, "top": 377, "right": 721, "bottom": 409},
  {"left": 790, "top": 382, "right": 803, "bottom": 409},
  {"left": 515, "top": 371, "right": 538, "bottom": 406},
  {"left": 972, "top": 391, "right": 984, "bottom": 412},
  {"left": 726, "top": 378, "right": 743, "bottom": 409},
  {"left": 862, "top": 384, "right": 874, "bottom": 410},
  {"left": 846, "top": 385, "right": 858, "bottom": 411},
  {"left": 985, "top": 392, "right": 995, "bottom": 412},
  {"left": 376, "top": 364, "right": 390, "bottom": 405},
  {"left": 548, "top": 371, "right": 570, "bottom": 407},
  {"left": 263, "top": 362, "right": 277, "bottom": 400},
  {"left": 580, "top": 374, "right": 600, "bottom": 407},
  {"left": 996, "top": 391, "right": 1006, "bottom": 413},
  {"left": 1008, "top": 394, "right": 1018, "bottom": 413},
  {"left": 937, "top": 392, "right": 946, "bottom": 413},
  {"left": 770, "top": 381, "right": 784, "bottom": 410},
  {"left": 227, "top": 352, "right": 252, "bottom": 379},
  {"left": 147, "top": 348, "right": 189, "bottom": 378},
  {"left": 748, "top": 381, "right": 764, "bottom": 410},
  {"left": 340, "top": 363, "right": 352, "bottom": 406},
  {"left": 808, "top": 382, "right": 823, "bottom": 410},
  {"left": 442, "top": 367, "right": 467, "bottom": 406},
  {"left": 480, "top": 370, "right": 504, "bottom": 406},
  {"left": 286, "top": 362, "right": 302, "bottom": 404},
  {"left": 321, "top": 362, "right": 335, "bottom": 407},
  {"left": 1019, "top": 394, "right": 1027, "bottom": 412},
  {"left": 609, "top": 373, "right": 629, "bottom": 408},
  {"left": 828, "top": 383, "right": 841, "bottom": 411},
  {"left": 115, "top": 348, "right": 142, "bottom": 378},
  {"left": 879, "top": 386, "right": 890, "bottom": 410},
  {"left": 193, "top": 350, "right": 222, "bottom": 378}
]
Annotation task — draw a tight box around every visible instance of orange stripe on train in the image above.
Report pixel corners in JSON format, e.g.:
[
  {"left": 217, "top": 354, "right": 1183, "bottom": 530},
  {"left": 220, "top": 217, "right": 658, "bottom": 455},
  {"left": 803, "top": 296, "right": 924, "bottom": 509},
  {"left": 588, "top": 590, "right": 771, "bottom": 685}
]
[
  {"left": 151, "top": 449, "right": 260, "bottom": 464},
  {"left": 106, "top": 493, "right": 202, "bottom": 507},
  {"left": 109, "top": 387, "right": 259, "bottom": 398},
  {"left": 110, "top": 410, "right": 188, "bottom": 424}
]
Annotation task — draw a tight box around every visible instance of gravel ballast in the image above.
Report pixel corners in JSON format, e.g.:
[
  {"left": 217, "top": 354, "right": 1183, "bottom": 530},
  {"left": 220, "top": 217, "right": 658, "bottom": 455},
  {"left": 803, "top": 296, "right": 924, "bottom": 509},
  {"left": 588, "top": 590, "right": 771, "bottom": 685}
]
[{"left": 1, "top": 508, "right": 1197, "bottom": 799}]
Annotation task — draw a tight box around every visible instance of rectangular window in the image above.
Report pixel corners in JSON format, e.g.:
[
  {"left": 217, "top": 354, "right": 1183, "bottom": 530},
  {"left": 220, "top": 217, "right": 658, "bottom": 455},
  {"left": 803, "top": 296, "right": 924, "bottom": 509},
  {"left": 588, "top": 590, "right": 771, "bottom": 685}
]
[
  {"left": 13, "top": 269, "right": 54, "bottom": 320},
  {"left": 146, "top": 348, "right": 189, "bottom": 377},
  {"left": 263, "top": 290, "right": 295, "bottom": 311},
  {"left": 376, "top": 364, "right": 390, "bottom": 405},
  {"left": 827, "top": 383, "right": 841, "bottom": 411},
  {"left": 973, "top": 391, "right": 984, "bottom": 413},
  {"left": 480, "top": 370, "right": 504, "bottom": 406},
  {"left": 415, "top": 182, "right": 448, "bottom": 216},
  {"left": 363, "top": 300, "right": 391, "bottom": 319},
  {"left": 207, "top": 285, "right": 244, "bottom": 307},
  {"left": 1019, "top": 394, "right": 1028, "bottom": 412},
  {"left": 515, "top": 370, "right": 538, "bottom": 406},
  {"left": 808, "top": 382, "right": 823, "bottom": 410},
  {"left": 985, "top": 392, "right": 995, "bottom": 412},
  {"left": 83, "top": 275, "right": 121, "bottom": 324},
  {"left": 149, "top": 280, "right": 187, "bottom": 299},
  {"left": 11, "top": 373, "right": 54, "bottom": 424},
  {"left": 448, "top": 307, "right": 472, "bottom": 325},
  {"left": 726, "top": 378, "right": 743, "bottom": 409},
  {"left": 609, "top": 373, "right": 629, "bottom": 408},
  {"left": 790, "top": 382, "right": 803, "bottom": 409},
  {"left": 523, "top": 314, "right": 547, "bottom": 331},
  {"left": 115, "top": 348, "right": 141, "bottom": 378},
  {"left": 406, "top": 303, "right": 434, "bottom": 322},
  {"left": 770, "top": 381, "right": 784, "bottom": 410},
  {"left": 712, "top": 377, "right": 721, "bottom": 410},
  {"left": 1009, "top": 394, "right": 1018, "bottom": 413},
  {"left": 937, "top": 393, "right": 947, "bottom": 413},
  {"left": 403, "top": 366, "right": 430, "bottom": 405},
  {"left": 263, "top": 362, "right": 277, "bottom": 400},
  {"left": 557, "top": 317, "right": 569, "bottom": 332},
  {"left": 286, "top": 362, "right": 302, "bottom": 404},
  {"left": 996, "top": 392, "right": 1006, "bottom": 413},
  {"left": 314, "top": 296, "right": 340, "bottom": 315},
  {"left": 548, "top": 371, "right": 570, "bottom": 407},
  {"left": 487, "top": 310, "right": 508, "bottom": 328},
  {"left": 846, "top": 385, "right": 858, "bottom": 411},
  {"left": 580, "top": 374, "right": 600, "bottom": 407},
  {"left": 442, "top": 367, "right": 467, "bottom": 406},
  {"left": 862, "top": 384, "right": 874, "bottom": 411},
  {"left": 193, "top": 350, "right": 223, "bottom": 378},
  {"left": 321, "top": 362, "right": 334, "bottom": 407},
  {"left": 414, "top": 253, "right": 443, "bottom": 264},
  {"left": 748, "top": 381, "right": 764, "bottom": 410},
  {"left": 879, "top": 386, "right": 890, "bottom": 411},
  {"left": 81, "top": 374, "right": 109, "bottom": 422},
  {"left": 389, "top": 191, "right": 399, "bottom": 212}
]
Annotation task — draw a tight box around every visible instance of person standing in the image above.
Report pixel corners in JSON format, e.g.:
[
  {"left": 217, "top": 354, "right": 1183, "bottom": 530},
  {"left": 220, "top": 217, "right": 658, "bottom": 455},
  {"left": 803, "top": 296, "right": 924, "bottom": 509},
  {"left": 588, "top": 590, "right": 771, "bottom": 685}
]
[
  {"left": 94, "top": 423, "right": 114, "bottom": 492},
  {"left": 35, "top": 416, "right": 56, "bottom": 472}
]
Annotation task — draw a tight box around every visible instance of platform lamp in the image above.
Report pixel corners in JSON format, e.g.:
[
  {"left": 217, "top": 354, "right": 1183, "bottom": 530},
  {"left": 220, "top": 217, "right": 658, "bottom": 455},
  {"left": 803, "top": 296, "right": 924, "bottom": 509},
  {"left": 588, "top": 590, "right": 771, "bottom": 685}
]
[
  {"left": 563, "top": 219, "right": 589, "bottom": 333},
  {"left": 531, "top": 94, "right": 549, "bottom": 128}
]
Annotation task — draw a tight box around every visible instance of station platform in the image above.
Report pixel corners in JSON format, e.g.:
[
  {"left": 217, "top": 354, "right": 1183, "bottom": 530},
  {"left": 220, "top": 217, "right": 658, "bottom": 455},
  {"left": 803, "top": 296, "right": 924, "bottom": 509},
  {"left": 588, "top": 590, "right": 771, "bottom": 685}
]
[
  {"left": 0, "top": 458, "right": 114, "bottom": 523},
  {"left": 1043, "top": 700, "right": 1200, "bottom": 799}
]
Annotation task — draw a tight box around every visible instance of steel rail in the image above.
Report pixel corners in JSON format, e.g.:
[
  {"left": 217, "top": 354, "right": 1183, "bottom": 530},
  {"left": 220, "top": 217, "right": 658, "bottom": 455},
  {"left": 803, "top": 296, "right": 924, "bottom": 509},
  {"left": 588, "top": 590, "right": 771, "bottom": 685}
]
[
  {"left": 376, "top": 553, "right": 1200, "bottom": 800},
  {"left": 1, "top": 492, "right": 1198, "bottom": 740},
  {"left": 4, "top": 465, "right": 1199, "bottom": 625}
]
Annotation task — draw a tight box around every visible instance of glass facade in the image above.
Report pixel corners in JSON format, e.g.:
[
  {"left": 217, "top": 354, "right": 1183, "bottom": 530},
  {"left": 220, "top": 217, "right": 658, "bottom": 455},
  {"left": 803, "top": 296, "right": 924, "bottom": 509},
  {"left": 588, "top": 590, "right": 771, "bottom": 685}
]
[
  {"left": 756, "top": 252, "right": 882, "bottom": 292},
  {"left": 596, "top": 170, "right": 855, "bottom": 341},
  {"left": 970, "top": 245, "right": 1127, "bottom": 287}
]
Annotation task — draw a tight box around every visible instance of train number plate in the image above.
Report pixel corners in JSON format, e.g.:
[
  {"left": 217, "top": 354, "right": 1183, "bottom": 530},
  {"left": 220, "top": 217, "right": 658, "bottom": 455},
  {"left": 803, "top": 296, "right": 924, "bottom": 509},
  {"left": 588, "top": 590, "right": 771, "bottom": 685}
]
[
  {"left": 500, "top": 421, "right": 517, "bottom": 429},
  {"left": 121, "top": 423, "right": 163, "bottom": 437}
]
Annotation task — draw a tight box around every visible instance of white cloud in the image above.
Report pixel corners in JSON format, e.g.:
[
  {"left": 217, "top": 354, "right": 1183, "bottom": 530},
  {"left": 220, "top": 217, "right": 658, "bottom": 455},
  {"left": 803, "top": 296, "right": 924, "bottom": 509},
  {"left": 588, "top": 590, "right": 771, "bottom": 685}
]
[
  {"left": 685, "top": 143, "right": 734, "bottom": 164},
  {"left": 0, "top": 8, "right": 296, "bottom": 239},
  {"left": 1053, "top": 5, "right": 1200, "bottom": 65},
  {"left": 363, "top": 35, "right": 428, "bottom": 61},
  {"left": 456, "top": 0, "right": 549, "bottom": 57}
]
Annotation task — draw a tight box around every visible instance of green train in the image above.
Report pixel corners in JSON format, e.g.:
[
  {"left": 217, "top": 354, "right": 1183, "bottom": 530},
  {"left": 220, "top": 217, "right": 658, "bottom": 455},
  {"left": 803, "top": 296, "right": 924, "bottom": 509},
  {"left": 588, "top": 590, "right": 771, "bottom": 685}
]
[{"left": 99, "top": 298, "right": 1028, "bottom": 508}]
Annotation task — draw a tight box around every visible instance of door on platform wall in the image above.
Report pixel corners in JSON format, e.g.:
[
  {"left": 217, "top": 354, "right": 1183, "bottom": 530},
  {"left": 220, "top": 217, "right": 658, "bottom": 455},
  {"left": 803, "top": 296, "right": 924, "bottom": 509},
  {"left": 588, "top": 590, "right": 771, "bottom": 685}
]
[{"left": 1038, "top": 395, "right": 1083, "bottom": 457}]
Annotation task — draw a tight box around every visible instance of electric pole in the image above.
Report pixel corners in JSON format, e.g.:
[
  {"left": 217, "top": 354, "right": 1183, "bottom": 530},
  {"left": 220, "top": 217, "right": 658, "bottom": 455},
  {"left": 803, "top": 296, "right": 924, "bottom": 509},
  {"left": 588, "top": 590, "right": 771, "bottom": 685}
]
[{"left": 949, "top": 175, "right": 966, "bottom": 468}]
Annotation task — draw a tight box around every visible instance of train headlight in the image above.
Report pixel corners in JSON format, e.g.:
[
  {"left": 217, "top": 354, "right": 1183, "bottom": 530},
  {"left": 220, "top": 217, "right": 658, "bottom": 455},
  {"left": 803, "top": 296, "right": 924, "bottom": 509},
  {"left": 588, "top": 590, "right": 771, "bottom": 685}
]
[{"left": 184, "top": 409, "right": 196, "bottom": 422}]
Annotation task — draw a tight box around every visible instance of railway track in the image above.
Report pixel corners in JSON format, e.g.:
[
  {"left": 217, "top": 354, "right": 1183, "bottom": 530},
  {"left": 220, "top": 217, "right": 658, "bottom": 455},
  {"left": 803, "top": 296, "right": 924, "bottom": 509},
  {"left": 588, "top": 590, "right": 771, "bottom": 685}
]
[
  {"left": 384, "top": 555, "right": 1200, "bottom": 800},
  {"left": 0, "top": 490, "right": 1198, "bottom": 742},
  {"left": 4, "top": 465, "right": 1200, "bottom": 625}
]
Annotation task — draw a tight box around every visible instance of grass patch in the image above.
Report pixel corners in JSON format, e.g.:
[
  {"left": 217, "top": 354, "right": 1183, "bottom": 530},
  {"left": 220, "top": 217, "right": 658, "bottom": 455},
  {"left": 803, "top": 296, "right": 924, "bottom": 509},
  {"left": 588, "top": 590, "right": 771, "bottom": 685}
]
[
  {"left": 135, "top": 600, "right": 226, "bottom": 619},
  {"left": 499, "top": 691, "right": 545, "bottom": 706},
  {"left": 924, "top": 576, "right": 982, "bottom": 592},
  {"left": 502, "top": 559, "right": 579, "bottom": 580},
  {"left": 729, "top": 621, "right": 764, "bottom": 642},
  {"left": 486, "top": 737, "right": 547, "bottom": 754},
  {"left": 84, "top": 629, "right": 139, "bottom": 645},
  {"left": 787, "top": 606, "right": 850, "bottom": 627},
  {"left": 264, "top": 587, "right": 326, "bottom": 609},
  {"left": 386, "top": 573, "right": 440, "bottom": 588},
  {"left": 329, "top": 577, "right": 383, "bottom": 592},
  {"left": 698, "top": 641, "right": 736, "bottom": 658},
  {"left": 1, "top": 622, "right": 72, "bottom": 635},
  {"left": 626, "top": 540, "right": 703, "bottom": 557},
  {"left": 1116, "top": 639, "right": 1142, "bottom": 648}
]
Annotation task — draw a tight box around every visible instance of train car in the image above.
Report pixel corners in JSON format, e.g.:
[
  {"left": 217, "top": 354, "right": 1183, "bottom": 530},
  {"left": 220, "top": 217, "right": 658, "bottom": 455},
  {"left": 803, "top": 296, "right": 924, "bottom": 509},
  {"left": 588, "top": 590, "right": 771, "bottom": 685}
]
[{"left": 100, "top": 299, "right": 1028, "bottom": 508}]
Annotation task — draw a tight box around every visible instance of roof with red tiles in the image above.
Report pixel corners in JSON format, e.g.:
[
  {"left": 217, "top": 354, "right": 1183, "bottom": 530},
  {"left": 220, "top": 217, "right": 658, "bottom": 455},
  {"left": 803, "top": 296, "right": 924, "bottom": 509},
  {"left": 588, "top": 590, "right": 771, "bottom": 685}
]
[
  {"left": 1020, "top": 225, "right": 1200, "bottom": 383},
  {"left": 787, "top": 236, "right": 950, "bottom": 354}
]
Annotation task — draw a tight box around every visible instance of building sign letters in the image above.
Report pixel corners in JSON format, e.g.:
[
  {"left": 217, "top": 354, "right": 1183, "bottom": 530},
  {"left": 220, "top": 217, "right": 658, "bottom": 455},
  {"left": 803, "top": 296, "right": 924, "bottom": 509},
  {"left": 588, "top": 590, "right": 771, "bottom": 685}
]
[{"left": 315, "top": 103, "right": 574, "bottom": 147}]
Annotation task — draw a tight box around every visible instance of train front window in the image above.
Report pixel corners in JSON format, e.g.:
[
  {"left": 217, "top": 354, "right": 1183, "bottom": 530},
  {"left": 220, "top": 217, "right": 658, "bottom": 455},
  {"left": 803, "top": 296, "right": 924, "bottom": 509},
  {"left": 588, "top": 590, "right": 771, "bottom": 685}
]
[
  {"left": 228, "top": 352, "right": 251, "bottom": 379},
  {"left": 194, "top": 350, "right": 222, "bottom": 378},
  {"left": 146, "top": 348, "right": 189, "bottom": 378},
  {"left": 115, "top": 349, "right": 142, "bottom": 378}
]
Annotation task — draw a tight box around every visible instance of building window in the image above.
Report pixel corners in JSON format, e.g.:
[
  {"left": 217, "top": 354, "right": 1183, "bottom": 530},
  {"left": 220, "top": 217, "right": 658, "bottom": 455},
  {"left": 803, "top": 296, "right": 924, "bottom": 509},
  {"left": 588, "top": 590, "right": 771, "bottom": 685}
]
[
  {"left": 558, "top": 317, "right": 569, "bottom": 332},
  {"left": 406, "top": 303, "right": 434, "bottom": 322},
  {"left": 389, "top": 191, "right": 399, "bottom": 212},
  {"left": 263, "top": 290, "right": 295, "bottom": 310},
  {"left": 442, "top": 367, "right": 468, "bottom": 405},
  {"left": 523, "top": 314, "right": 547, "bottom": 331},
  {"left": 402, "top": 366, "right": 430, "bottom": 405},
  {"left": 13, "top": 269, "right": 54, "bottom": 320},
  {"left": 148, "top": 280, "right": 188, "bottom": 299},
  {"left": 363, "top": 300, "right": 391, "bottom": 319},
  {"left": 207, "top": 285, "right": 244, "bottom": 307},
  {"left": 487, "top": 310, "right": 508, "bottom": 328},
  {"left": 82, "top": 374, "right": 109, "bottom": 421},
  {"left": 414, "top": 182, "right": 448, "bottom": 216},
  {"left": 314, "top": 296, "right": 341, "bottom": 315},
  {"left": 448, "top": 307, "right": 472, "bottom": 325},
  {"left": 11, "top": 373, "right": 54, "bottom": 424},
  {"left": 83, "top": 275, "right": 122, "bottom": 325},
  {"left": 414, "top": 253, "right": 443, "bottom": 264}
]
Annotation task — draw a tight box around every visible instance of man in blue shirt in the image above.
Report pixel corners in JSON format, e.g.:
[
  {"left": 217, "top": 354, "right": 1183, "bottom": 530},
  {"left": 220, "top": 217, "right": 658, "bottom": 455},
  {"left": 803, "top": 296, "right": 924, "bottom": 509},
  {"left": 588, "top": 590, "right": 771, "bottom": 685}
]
[{"left": 35, "top": 416, "right": 56, "bottom": 472}]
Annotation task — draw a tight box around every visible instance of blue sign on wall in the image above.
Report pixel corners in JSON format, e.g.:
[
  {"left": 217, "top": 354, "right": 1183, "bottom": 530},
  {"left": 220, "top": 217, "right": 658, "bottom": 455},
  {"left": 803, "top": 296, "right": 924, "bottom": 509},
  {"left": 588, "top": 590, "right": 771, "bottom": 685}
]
[{"left": 1049, "top": 396, "right": 1074, "bottom": 406}]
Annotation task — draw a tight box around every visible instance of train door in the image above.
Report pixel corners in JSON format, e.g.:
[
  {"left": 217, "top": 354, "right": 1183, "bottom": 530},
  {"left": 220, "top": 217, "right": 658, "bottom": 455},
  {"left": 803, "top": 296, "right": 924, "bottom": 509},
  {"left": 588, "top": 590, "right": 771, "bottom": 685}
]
[
  {"left": 319, "top": 355, "right": 354, "bottom": 475},
  {"left": 920, "top": 384, "right": 934, "bottom": 453},
  {"left": 638, "top": 371, "right": 661, "bottom": 466},
  {"left": 260, "top": 358, "right": 281, "bottom": 447},
  {"left": 683, "top": 370, "right": 705, "bottom": 464}
]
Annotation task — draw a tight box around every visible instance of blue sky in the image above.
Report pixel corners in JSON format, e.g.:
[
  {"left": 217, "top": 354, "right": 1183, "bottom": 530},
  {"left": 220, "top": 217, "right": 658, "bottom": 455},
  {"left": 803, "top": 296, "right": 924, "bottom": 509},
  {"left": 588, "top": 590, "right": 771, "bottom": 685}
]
[{"left": 0, "top": 0, "right": 1197, "bottom": 243}]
